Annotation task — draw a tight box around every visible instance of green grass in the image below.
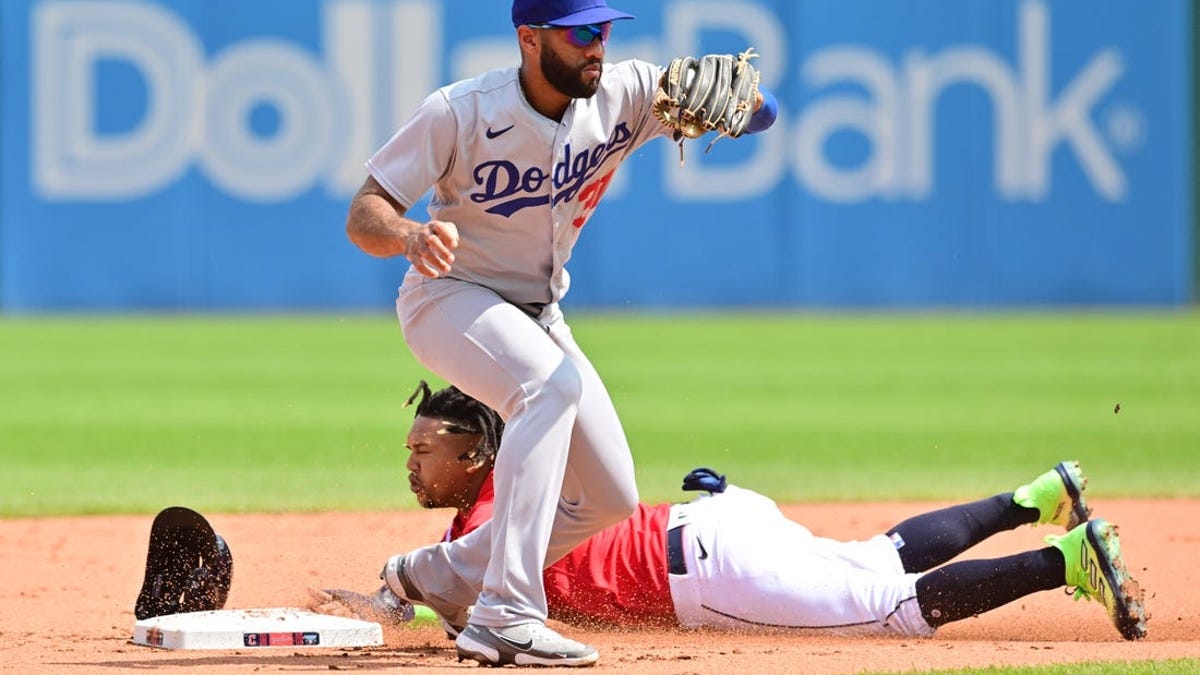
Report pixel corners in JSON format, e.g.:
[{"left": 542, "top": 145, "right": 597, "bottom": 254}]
[
  {"left": 904, "top": 658, "right": 1200, "bottom": 674},
  {"left": 1, "top": 311, "right": 1197, "bottom": 516}
]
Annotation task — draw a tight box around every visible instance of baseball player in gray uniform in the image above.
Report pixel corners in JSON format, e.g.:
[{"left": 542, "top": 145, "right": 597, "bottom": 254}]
[{"left": 343, "top": 0, "right": 778, "bottom": 667}]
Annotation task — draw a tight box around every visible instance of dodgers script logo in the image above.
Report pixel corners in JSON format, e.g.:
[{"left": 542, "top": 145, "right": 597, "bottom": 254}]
[{"left": 470, "top": 123, "right": 632, "bottom": 220}]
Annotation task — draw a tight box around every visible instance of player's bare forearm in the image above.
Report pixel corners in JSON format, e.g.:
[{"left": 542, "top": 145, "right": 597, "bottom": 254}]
[
  {"left": 345, "top": 176, "right": 460, "bottom": 277},
  {"left": 345, "top": 177, "right": 417, "bottom": 258}
]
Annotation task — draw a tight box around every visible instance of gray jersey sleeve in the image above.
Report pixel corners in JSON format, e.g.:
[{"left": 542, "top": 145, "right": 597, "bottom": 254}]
[
  {"left": 609, "top": 59, "right": 675, "bottom": 149},
  {"left": 367, "top": 90, "right": 459, "bottom": 211}
]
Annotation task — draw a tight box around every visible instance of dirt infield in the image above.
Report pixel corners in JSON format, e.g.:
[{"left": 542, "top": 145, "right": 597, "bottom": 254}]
[{"left": 2, "top": 499, "right": 1197, "bottom": 674}]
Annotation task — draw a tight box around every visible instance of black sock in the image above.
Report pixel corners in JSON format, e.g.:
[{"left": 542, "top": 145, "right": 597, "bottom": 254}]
[
  {"left": 915, "top": 547, "right": 1065, "bottom": 627},
  {"left": 888, "top": 493, "right": 1038, "bottom": 573}
]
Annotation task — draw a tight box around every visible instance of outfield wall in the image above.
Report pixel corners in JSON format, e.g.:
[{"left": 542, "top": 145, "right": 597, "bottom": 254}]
[{"left": 0, "top": 0, "right": 1191, "bottom": 311}]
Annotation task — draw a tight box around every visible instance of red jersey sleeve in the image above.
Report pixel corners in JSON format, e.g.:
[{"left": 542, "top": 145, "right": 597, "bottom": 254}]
[
  {"left": 543, "top": 503, "right": 675, "bottom": 626},
  {"left": 445, "top": 472, "right": 675, "bottom": 626}
]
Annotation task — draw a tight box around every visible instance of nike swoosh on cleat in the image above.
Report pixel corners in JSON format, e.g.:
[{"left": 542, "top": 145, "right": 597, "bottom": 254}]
[
  {"left": 494, "top": 633, "right": 535, "bottom": 651},
  {"left": 485, "top": 124, "right": 515, "bottom": 139}
]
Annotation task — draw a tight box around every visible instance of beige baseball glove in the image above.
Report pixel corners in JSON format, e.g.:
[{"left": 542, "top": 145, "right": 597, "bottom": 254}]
[{"left": 653, "top": 48, "right": 761, "bottom": 161}]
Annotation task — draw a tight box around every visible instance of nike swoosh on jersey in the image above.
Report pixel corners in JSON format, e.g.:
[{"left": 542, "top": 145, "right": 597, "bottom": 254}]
[
  {"left": 696, "top": 538, "right": 709, "bottom": 560},
  {"left": 485, "top": 124, "right": 515, "bottom": 139}
]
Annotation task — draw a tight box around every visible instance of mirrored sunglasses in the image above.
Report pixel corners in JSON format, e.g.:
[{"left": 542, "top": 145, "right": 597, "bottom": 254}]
[{"left": 529, "top": 22, "right": 612, "bottom": 48}]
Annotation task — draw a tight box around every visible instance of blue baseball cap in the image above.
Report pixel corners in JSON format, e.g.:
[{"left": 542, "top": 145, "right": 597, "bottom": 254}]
[{"left": 512, "top": 0, "right": 634, "bottom": 27}]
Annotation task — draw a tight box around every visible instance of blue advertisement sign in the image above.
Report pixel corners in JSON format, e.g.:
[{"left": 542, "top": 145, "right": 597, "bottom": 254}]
[{"left": 0, "top": 0, "right": 1191, "bottom": 310}]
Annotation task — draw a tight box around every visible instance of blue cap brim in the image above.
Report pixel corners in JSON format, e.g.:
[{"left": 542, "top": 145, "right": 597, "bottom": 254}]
[{"left": 544, "top": 8, "right": 634, "bottom": 26}]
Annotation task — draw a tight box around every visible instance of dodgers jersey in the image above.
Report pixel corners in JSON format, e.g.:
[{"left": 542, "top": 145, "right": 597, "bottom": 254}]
[{"left": 367, "top": 59, "right": 671, "bottom": 308}]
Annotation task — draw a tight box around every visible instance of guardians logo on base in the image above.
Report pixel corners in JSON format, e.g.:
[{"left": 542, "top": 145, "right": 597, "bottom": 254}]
[
  {"left": 243, "top": 632, "right": 320, "bottom": 647},
  {"left": 145, "top": 628, "right": 164, "bottom": 647}
]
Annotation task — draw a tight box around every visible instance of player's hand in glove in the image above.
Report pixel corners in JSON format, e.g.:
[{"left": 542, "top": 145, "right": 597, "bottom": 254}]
[
  {"left": 682, "top": 467, "right": 727, "bottom": 494},
  {"left": 306, "top": 585, "right": 416, "bottom": 625},
  {"left": 653, "top": 48, "right": 761, "bottom": 161}
]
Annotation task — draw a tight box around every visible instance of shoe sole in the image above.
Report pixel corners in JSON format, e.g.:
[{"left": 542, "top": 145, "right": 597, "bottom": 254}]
[
  {"left": 1084, "top": 520, "right": 1148, "bottom": 640},
  {"left": 456, "top": 631, "right": 599, "bottom": 668},
  {"left": 1054, "top": 461, "right": 1092, "bottom": 529}
]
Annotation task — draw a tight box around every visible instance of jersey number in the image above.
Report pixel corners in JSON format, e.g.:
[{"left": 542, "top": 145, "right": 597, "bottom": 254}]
[{"left": 572, "top": 170, "right": 615, "bottom": 228}]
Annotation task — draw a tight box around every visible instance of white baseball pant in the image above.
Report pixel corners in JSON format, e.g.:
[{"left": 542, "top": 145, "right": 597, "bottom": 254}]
[
  {"left": 666, "top": 486, "right": 934, "bottom": 636},
  {"left": 395, "top": 277, "right": 639, "bottom": 627}
]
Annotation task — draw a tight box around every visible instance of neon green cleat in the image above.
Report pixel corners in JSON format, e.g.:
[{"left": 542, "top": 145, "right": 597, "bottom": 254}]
[
  {"left": 1046, "top": 519, "right": 1148, "bottom": 640},
  {"left": 1013, "top": 460, "right": 1091, "bottom": 529}
]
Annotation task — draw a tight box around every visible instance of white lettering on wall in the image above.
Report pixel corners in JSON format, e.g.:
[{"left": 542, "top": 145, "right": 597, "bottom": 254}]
[
  {"left": 30, "top": 0, "right": 1135, "bottom": 204},
  {"left": 201, "top": 41, "right": 345, "bottom": 201},
  {"left": 789, "top": 0, "right": 1127, "bottom": 202},
  {"left": 34, "top": 1, "right": 201, "bottom": 199}
]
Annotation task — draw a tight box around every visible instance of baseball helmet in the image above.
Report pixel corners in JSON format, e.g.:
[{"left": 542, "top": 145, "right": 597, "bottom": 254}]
[{"left": 134, "top": 506, "right": 233, "bottom": 619}]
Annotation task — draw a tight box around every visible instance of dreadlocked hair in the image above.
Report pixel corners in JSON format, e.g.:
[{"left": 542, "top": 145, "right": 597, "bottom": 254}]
[{"left": 404, "top": 380, "right": 504, "bottom": 463}]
